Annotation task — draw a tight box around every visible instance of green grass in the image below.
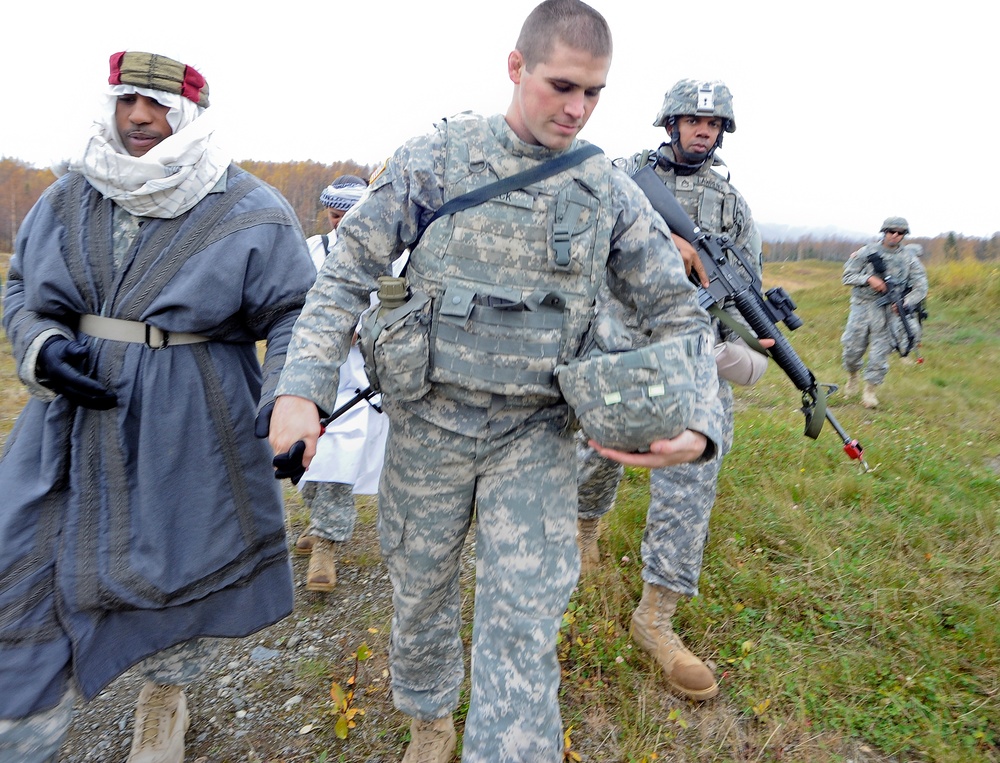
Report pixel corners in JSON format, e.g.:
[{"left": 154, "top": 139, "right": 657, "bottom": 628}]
[
  {"left": 2, "top": 254, "right": 997, "bottom": 761},
  {"left": 561, "top": 258, "right": 1000, "bottom": 762}
]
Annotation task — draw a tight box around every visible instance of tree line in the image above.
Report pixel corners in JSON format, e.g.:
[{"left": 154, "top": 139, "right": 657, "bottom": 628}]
[
  {"left": 2, "top": 157, "right": 997, "bottom": 265},
  {"left": 0, "top": 157, "right": 373, "bottom": 253},
  {"left": 764, "top": 232, "right": 1000, "bottom": 265}
]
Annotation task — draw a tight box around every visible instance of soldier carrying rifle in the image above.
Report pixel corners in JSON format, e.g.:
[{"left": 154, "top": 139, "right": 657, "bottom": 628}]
[{"left": 841, "top": 216, "right": 928, "bottom": 408}]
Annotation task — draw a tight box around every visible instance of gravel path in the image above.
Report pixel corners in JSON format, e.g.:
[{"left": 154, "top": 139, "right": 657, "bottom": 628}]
[{"left": 59, "top": 499, "right": 426, "bottom": 762}]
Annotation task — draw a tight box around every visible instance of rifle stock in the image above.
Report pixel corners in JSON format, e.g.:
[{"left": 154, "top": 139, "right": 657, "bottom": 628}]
[{"left": 631, "top": 166, "right": 869, "bottom": 470}]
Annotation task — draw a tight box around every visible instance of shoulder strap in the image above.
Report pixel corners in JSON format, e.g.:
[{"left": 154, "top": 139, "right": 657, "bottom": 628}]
[
  {"left": 321, "top": 234, "right": 330, "bottom": 255},
  {"left": 424, "top": 143, "right": 604, "bottom": 233},
  {"left": 400, "top": 143, "right": 603, "bottom": 277}
]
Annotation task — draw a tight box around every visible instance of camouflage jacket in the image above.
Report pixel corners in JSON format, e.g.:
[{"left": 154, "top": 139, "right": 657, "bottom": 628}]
[
  {"left": 843, "top": 241, "right": 929, "bottom": 308},
  {"left": 616, "top": 144, "right": 761, "bottom": 261},
  {"left": 277, "top": 113, "right": 723, "bottom": 450}
]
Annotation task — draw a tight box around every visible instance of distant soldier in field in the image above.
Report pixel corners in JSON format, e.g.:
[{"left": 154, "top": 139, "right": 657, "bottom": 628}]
[
  {"left": 576, "top": 78, "right": 772, "bottom": 701},
  {"left": 841, "top": 217, "right": 928, "bottom": 407}
]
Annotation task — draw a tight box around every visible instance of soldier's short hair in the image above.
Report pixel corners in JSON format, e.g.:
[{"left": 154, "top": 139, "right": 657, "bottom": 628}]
[{"left": 515, "top": 0, "right": 612, "bottom": 70}]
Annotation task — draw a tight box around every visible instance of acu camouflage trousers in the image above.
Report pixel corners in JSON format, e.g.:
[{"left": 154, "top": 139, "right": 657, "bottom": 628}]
[
  {"left": 577, "top": 383, "right": 735, "bottom": 596},
  {"left": 841, "top": 300, "right": 902, "bottom": 384},
  {"left": 300, "top": 481, "right": 356, "bottom": 542},
  {"left": 379, "top": 402, "right": 578, "bottom": 762}
]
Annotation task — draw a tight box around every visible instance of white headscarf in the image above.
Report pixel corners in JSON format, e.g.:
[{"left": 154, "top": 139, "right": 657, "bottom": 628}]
[{"left": 54, "top": 84, "right": 231, "bottom": 219}]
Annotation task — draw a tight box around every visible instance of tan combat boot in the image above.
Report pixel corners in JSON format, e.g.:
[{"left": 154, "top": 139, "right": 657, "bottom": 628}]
[
  {"left": 630, "top": 582, "right": 718, "bottom": 700},
  {"left": 306, "top": 538, "right": 337, "bottom": 592},
  {"left": 127, "top": 682, "right": 188, "bottom": 763},
  {"left": 402, "top": 715, "right": 457, "bottom": 763},
  {"left": 294, "top": 531, "right": 315, "bottom": 555},
  {"left": 862, "top": 383, "right": 880, "bottom": 409},
  {"left": 843, "top": 371, "right": 860, "bottom": 397},
  {"left": 577, "top": 517, "right": 601, "bottom": 576}
]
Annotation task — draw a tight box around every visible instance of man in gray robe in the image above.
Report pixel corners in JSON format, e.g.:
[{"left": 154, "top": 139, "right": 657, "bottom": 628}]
[{"left": 0, "top": 50, "right": 315, "bottom": 763}]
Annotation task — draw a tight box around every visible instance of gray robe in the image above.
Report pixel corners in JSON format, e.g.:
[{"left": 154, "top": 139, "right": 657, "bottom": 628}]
[{"left": 0, "top": 165, "right": 315, "bottom": 718}]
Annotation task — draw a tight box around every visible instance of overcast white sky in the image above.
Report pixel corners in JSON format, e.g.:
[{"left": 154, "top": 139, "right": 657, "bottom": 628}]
[{"left": 3, "top": 1, "right": 996, "bottom": 238}]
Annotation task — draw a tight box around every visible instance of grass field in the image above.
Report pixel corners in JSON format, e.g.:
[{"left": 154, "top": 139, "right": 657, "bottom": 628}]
[
  {"left": 0, "top": 254, "right": 996, "bottom": 762},
  {"left": 559, "top": 258, "right": 999, "bottom": 762}
]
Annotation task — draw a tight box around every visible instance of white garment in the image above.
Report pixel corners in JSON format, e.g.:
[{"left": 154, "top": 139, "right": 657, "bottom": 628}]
[
  {"left": 300, "top": 341, "right": 388, "bottom": 493},
  {"left": 306, "top": 229, "right": 336, "bottom": 272},
  {"left": 297, "top": 239, "right": 407, "bottom": 492}
]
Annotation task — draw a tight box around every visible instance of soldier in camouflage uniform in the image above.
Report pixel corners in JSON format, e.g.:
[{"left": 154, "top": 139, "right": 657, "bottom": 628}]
[
  {"left": 267, "top": 3, "right": 724, "bottom": 761},
  {"left": 841, "top": 216, "right": 928, "bottom": 407},
  {"left": 578, "top": 79, "right": 770, "bottom": 701}
]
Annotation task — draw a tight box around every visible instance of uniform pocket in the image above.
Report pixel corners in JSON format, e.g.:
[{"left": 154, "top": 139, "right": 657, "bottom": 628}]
[{"left": 359, "top": 291, "right": 432, "bottom": 402}]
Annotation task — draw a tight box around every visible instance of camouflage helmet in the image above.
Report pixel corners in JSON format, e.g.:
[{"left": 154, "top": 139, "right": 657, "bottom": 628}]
[
  {"left": 554, "top": 337, "right": 700, "bottom": 453},
  {"left": 653, "top": 79, "right": 737, "bottom": 133},
  {"left": 880, "top": 216, "right": 910, "bottom": 234}
]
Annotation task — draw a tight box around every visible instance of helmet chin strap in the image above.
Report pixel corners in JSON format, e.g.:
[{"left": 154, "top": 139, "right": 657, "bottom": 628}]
[{"left": 666, "top": 118, "right": 724, "bottom": 169}]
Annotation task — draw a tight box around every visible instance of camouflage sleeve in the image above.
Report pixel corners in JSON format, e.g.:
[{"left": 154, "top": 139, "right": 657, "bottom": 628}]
[
  {"left": 903, "top": 253, "right": 929, "bottom": 307},
  {"left": 275, "top": 128, "right": 447, "bottom": 413},
  {"left": 729, "top": 184, "right": 761, "bottom": 261},
  {"left": 604, "top": 171, "right": 724, "bottom": 457},
  {"left": 843, "top": 246, "right": 876, "bottom": 287},
  {"left": 610, "top": 149, "right": 650, "bottom": 177},
  {"left": 719, "top": 187, "right": 763, "bottom": 344}
]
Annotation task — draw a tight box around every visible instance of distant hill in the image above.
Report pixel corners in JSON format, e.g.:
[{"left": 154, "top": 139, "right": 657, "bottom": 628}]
[{"left": 758, "top": 222, "right": 869, "bottom": 244}]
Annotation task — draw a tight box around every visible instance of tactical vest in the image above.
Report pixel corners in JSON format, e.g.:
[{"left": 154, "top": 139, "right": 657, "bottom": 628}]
[
  {"left": 652, "top": 160, "right": 739, "bottom": 237},
  {"left": 406, "top": 114, "right": 615, "bottom": 398}
]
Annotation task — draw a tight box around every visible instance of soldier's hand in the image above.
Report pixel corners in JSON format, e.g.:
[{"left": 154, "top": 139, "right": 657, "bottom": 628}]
[
  {"left": 589, "top": 429, "right": 708, "bottom": 468},
  {"left": 672, "top": 233, "right": 709, "bottom": 288},
  {"left": 268, "top": 395, "right": 322, "bottom": 479},
  {"left": 867, "top": 275, "right": 888, "bottom": 293},
  {"left": 36, "top": 336, "right": 118, "bottom": 410}
]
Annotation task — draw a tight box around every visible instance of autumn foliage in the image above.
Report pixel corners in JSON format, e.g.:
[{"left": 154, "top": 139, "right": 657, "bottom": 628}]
[
  {"left": 2, "top": 156, "right": 998, "bottom": 265},
  {"left": 0, "top": 157, "right": 373, "bottom": 252}
]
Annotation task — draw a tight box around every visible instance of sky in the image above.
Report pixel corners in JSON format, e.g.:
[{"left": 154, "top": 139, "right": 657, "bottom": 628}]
[{"left": 2, "top": 1, "right": 997, "bottom": 239}]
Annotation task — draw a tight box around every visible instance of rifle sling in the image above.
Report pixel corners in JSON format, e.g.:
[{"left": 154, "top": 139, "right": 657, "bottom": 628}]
[
  {"left": 708, "top": 304, "right": 769, "bottom": 355},
  {"left": 709, "top": 304, "right": 826, "bottom": 439}
]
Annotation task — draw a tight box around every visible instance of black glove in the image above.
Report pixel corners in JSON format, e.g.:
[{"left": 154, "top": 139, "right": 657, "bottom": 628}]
[
  {"left": 254, "top": 400, "right": 274, "bottom": 438},
  {"left": 272, "top": 440, "right": 307, "bottom": 484},
  {"left": 36, "top": 337, "right": 117, "bottom": 410}
]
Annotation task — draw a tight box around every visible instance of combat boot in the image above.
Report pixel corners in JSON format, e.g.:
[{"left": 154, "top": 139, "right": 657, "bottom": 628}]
[
  {"left": 402, "top": 715, "right": 456, "bottom": 763},
  {"left": 127, "top": 682, "right": 188, "bottom": 763},
  {"left": 862, "top": 383, "right": 880, "bottom": 409},
  {"left": 577, "top": 517, "right": 601, "bottom": 575},
  {"left": 843, "top": 371, "right": 860, "bottom": 397},
  {"left": 294, "top": 531, "right": 314, "bottom": 555},
  {"left": 630, "top": 582, "right": 718, "bottom": 700},
  {"left": 306, "top": 538, "right": 337, "bottom": 592}
]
